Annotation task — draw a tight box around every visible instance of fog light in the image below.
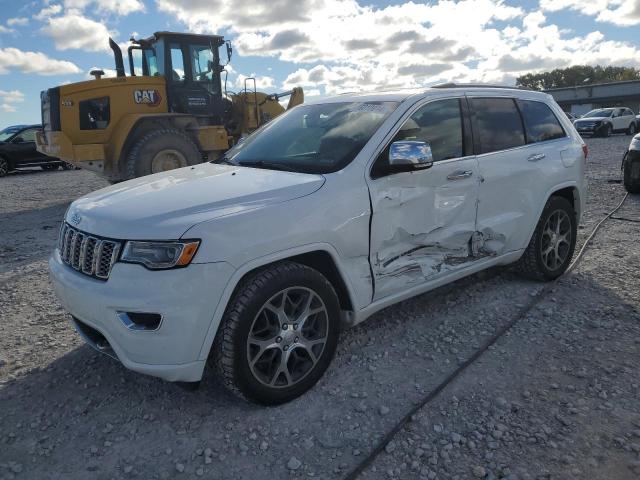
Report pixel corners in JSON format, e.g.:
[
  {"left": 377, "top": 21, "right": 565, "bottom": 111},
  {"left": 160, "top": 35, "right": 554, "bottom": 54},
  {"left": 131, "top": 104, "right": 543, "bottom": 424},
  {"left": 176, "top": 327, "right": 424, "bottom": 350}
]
[{"left": 117, "top": 312, "right": 162, "bottom": 331}]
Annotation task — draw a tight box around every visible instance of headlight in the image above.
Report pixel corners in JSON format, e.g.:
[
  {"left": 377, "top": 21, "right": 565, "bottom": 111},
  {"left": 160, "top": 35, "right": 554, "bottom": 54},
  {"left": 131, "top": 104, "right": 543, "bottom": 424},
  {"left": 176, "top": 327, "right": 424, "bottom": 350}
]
[
  {"left": 630, "top": 137, "right": 640, "bottom": 151},
  {"left": 121, "top": 240, "right": 200, "bottom": 269}
]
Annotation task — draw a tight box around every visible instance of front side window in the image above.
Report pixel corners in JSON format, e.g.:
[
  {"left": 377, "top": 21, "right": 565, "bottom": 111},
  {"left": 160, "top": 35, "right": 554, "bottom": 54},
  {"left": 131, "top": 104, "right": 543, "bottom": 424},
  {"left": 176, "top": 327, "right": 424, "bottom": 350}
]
[
  {"left": 79, "top": 97, "right": 110, "bottom": 130},
  {"left": 190, "top": 45, "right": 214, "bottom": 82},
  {"left": 471, "top": 97, "right": 525, "bottom": 154},
  {"left": 518, "top": 100, "right": 566, "bottom": 143},
  {"left": 391, "top": 98, "right": 464, "bottom": 161},
  {"left": 219, "top": 102, "right": 399, "bottom": 174}
]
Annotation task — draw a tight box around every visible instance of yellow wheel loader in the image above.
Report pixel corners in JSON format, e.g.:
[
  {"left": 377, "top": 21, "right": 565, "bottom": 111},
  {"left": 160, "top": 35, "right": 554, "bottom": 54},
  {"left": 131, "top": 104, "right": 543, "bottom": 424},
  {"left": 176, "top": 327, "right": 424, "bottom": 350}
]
[{"left": 36, "top": 32, "right": 303, "bottom": 182}]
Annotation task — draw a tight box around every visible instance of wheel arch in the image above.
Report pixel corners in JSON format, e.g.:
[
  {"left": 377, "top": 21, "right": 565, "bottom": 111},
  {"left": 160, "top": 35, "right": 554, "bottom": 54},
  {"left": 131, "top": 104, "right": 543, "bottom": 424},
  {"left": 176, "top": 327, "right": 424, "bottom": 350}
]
[
  {"left": 522, "top": 182, "right": 581, "bottom": 254},
  {"left": 111, "top": 113, "right": 202, "bottom": 178},
  {"left": 196, "top": 244, "right": 358, "bottom": 364}
]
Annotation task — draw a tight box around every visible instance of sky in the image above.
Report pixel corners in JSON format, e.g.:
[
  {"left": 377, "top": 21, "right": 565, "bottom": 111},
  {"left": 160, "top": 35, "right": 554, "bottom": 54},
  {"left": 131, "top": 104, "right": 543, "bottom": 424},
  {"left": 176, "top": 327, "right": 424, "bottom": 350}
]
[{"left": 1, "top": 0, "right": 640, "bottom": 127}]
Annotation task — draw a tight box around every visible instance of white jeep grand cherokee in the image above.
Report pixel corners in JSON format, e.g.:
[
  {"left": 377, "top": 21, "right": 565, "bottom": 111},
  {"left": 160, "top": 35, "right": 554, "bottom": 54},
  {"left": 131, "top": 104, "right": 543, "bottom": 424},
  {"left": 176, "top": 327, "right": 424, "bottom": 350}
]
[{"left": 50, "top": 86, "right": 587, "bottom": 404}]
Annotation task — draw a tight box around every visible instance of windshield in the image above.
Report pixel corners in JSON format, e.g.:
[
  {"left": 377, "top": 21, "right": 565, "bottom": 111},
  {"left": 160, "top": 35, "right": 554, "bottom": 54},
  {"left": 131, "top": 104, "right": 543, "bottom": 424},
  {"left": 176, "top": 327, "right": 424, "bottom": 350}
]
[
  {"left": 217, "top": 101, "right": 399, "bottom": 174},
  {"left": 0, "top": 127, "right": 21, "bottom": 142},
  {"left": 583, "top": 109, "right": 614, "bottom": 118}
]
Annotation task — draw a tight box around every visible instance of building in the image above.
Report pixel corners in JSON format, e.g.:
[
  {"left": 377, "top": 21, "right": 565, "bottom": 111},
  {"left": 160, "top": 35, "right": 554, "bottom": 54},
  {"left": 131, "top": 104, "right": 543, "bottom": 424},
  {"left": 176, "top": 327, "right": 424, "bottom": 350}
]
[{"left": 544, "top": 80, "right": 640, "bottom": 116}]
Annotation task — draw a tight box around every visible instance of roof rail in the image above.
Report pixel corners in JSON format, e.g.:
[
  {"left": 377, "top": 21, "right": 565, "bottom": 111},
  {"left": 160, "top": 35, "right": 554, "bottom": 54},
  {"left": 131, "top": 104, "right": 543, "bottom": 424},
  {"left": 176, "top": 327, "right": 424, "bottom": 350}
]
[{"left": 431, "top": 83, "right": 530, "bottom": 90}]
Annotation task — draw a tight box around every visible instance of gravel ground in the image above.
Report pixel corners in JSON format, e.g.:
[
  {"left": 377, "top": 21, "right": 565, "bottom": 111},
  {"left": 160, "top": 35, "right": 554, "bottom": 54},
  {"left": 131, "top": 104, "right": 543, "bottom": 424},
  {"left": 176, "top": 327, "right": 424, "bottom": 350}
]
[{"left": 0, "top": 134, "right": 638, "bottom": 480}]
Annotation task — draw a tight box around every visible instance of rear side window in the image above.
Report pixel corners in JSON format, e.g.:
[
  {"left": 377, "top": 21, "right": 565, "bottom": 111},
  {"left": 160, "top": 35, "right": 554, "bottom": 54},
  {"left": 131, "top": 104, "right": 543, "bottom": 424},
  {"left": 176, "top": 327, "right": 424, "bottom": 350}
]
[
  {"left": 518, "top": 100, "right": 566, "bottom": 144},
  {"left": 470, "top": 97, "right": 525, "bottom": 154}
]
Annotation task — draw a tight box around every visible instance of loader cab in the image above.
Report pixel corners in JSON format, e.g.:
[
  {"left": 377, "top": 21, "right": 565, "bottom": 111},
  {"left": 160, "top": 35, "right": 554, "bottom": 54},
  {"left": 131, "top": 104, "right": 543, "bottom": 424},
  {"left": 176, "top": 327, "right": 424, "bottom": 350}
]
[{"left": 128, "top": 32, "right": 228, "bottom": 124}]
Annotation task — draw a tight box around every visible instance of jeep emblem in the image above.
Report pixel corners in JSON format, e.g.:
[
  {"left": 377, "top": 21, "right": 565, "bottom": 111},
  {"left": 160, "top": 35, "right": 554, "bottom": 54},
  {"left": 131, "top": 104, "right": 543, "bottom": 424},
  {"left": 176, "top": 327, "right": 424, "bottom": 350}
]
[{"left": 70, "top": 213, "right": 82, "bottom": 225}]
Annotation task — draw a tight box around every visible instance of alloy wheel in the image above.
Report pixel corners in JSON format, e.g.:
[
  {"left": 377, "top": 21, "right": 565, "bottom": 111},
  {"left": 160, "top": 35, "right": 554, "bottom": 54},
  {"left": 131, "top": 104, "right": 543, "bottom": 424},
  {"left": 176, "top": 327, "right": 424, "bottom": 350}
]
[
  {"left": 246, "top": 287, "right": 329, "bottom": 388},
  {"left": 541, "top": 209, "right": 572, "bottom": 271},
  {"left": 0, "top": 158, "right": 7, "bottom": 176}
]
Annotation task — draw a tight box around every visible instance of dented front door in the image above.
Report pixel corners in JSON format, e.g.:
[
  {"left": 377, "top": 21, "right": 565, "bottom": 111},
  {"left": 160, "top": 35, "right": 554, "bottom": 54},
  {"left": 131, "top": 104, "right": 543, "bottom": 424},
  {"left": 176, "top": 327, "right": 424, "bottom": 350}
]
[{"left": 367, "top": 97, "right": 481, "bottom": 300}]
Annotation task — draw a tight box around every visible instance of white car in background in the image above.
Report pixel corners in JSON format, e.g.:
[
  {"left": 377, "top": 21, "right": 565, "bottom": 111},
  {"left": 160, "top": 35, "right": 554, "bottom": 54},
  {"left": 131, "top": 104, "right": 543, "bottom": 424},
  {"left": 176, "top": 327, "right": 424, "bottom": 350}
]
[
  {"left": 573, "top": 107, "right": 637, "bottom": 137},
  {"left": 49, "top": 86, "right": 587, "bottom": 404}
]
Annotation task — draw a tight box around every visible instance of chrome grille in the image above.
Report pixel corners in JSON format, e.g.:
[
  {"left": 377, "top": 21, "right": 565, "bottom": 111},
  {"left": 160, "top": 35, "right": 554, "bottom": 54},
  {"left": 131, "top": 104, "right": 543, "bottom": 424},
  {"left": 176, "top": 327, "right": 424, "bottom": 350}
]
[{"left": 58, "top": 223, "right": 121, "bottom": 280}]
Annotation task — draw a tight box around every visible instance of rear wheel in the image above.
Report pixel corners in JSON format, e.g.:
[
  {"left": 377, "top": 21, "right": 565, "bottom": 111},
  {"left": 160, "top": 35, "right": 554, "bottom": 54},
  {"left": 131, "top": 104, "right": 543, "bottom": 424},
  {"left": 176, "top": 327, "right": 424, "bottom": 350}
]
[
  {"left": 0, "top": 157, "right": 8, "bottom": 177},
  {"left": 624, "top": 153, "right": 640, "bottom": 194},
  {"left": 516, "top": 196, "right": 577, "bottom": 281},
  {"left": 125, "top": 128, "right": 201, "bottom": 179},
  {"left": 628, "top": 123, "right": 636, "bottom": 135},
  {"left": 213, "top": 262, "right": 340, "bottom": 405}
]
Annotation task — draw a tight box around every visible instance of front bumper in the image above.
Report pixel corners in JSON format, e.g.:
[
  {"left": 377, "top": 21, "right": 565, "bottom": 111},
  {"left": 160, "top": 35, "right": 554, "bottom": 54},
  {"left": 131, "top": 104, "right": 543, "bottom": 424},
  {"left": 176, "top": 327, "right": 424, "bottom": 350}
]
[
  {"left": 574, "top": 123, "right": 604, "bottom": 136},
  {"left": 49, "top": 250, "right": 234, "bottom": 382}
]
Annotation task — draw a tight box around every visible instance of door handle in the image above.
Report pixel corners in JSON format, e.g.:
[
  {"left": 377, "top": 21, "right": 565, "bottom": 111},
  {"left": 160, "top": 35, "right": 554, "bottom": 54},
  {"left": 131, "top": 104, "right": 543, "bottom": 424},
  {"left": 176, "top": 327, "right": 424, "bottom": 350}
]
[
  {"left": 447, "top": 170, "right": 473, "bottom": 180},
  {"left": 527, "top": 153, "right": 546, "bottom": 162}
]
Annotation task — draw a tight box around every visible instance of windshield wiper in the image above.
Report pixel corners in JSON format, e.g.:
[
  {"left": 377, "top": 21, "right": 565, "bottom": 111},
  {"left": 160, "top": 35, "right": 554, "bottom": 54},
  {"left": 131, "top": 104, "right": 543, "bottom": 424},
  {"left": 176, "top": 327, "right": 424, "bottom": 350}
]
[{"left": 238, "top": 160, "right": 299, "bottom": 173}]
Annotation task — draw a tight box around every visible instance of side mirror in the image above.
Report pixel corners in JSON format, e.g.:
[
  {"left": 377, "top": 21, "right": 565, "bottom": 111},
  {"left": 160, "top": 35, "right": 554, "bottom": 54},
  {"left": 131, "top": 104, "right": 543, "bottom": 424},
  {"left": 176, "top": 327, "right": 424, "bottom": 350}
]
[{"left": 388, "top": 140, "right": 433, "bottom": 172}]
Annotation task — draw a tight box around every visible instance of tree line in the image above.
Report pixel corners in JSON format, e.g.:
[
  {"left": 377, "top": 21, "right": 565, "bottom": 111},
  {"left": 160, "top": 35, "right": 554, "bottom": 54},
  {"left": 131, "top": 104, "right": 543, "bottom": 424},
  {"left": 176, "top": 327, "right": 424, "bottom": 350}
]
[{"left": 516, "top": 65, "right": 640, "bottom": 90}]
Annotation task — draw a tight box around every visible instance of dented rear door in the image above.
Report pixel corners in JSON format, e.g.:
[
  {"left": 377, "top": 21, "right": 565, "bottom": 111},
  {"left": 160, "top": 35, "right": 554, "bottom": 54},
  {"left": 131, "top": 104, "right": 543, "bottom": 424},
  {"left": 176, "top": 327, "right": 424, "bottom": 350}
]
[{"left": 367, "top": 97, "right": 481, "bottom": 300}]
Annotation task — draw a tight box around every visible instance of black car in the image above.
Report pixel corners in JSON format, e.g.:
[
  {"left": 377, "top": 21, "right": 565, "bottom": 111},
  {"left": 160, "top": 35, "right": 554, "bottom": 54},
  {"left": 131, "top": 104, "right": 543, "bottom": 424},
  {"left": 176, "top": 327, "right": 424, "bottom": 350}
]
[{"left": 0, "top": 124, "right": 72, "bottom": 177}]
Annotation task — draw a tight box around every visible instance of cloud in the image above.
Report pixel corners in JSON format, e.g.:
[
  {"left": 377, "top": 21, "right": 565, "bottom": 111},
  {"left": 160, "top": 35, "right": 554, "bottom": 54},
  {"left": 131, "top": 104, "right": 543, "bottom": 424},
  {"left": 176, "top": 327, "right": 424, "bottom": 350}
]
[
  {"left": 0, "top": 89, "right": 25, "bottom": 113},
  {"left": 63, "top": 0, "right": 145, "bottom": 15},
  {"left": 269, "top": 30, "right": 310, "bottom": 50},
  {"left": 540, "top": 0, "right": 640, "bottom": 27},
  {"left": 235, "top": 73, "right": 275, "bottom": 90},
  {"left": 0, "top": 90, "right": 26, "bottom": 103},
  {"left": 397, "top": 63, "right": 451, "bottom": 77},
  {"left": 151, "top": 0, "right": 640, "bottom": 94},
  {"left": 7, "top": 17, "right": 29, "bottom": 27},
  {"left": 34, "top": 4, "right": 63, "bottom": 21},
  {"left": 41, "top": 13, "right": 112, "bottom": 51},
  {"left": 0, "top": 48, "right": 81, "bottom": 75},
  {"left": 0, "top": 26, "right": 14, "bottom": 34}
]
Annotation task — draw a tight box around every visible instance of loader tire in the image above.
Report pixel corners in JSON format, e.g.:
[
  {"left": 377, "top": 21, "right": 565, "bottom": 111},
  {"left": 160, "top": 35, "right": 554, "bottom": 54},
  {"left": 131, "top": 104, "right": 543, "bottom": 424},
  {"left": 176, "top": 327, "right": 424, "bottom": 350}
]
[{"left": 125, "top": 128, "right": 201, "bottom": 179}]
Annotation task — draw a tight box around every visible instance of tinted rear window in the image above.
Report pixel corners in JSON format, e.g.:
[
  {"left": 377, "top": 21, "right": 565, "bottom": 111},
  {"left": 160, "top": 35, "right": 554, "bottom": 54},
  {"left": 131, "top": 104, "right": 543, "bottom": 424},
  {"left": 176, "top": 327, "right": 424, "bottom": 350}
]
[
  {"left": 470, "top": 98, "right": 525, "bottom": 154},
  {"left": 518, "top": 100, "right": 566, "bottom": 143}
]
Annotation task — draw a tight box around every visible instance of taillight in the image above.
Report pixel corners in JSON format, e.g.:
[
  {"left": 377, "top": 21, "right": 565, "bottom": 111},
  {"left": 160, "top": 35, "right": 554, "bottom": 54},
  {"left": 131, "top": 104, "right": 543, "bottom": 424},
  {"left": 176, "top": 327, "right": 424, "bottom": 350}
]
[{"left": 582, "top": 144, "right": 588, "bottom": 160}]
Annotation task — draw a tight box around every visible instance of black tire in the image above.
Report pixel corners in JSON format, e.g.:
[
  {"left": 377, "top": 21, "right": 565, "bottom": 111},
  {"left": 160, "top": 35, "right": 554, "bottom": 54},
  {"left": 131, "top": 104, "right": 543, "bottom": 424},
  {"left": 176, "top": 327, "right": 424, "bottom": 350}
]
[
  {"left": 213, "top": 261, "right": 341, "bottom": 405},
  {"left": 41, "top": 164, "right": 59, "bottom": 171},
  {"left": 0, "top": 156, "right": 8, "bottom": 177},
  {"left": 624, "top": 154, "right": 640, "bottom": 194},
  {"left": 602, "top": 124, "right": 612, "bottom": 137},
  {"left": 61, "top": 162, "right": 75, "bottom": 170},
  {"left": 124, "top": 128, "right": 201, "bottom": 179},
  {"left": 627, "top": 123, "right": 637, "bottom": 135},
  {"left": 516, "top": 196, "right": 577, "bottom": 281}
]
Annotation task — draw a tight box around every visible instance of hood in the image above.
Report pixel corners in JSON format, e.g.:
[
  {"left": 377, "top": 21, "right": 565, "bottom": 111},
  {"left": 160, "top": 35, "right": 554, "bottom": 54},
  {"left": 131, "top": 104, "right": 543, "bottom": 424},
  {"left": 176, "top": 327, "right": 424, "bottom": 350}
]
[
  {"left": 66, "top": 163, "right": 325, "bottom": 240},
  {"left": 575, "top": 117, "right": 609, "bottom": 123}
]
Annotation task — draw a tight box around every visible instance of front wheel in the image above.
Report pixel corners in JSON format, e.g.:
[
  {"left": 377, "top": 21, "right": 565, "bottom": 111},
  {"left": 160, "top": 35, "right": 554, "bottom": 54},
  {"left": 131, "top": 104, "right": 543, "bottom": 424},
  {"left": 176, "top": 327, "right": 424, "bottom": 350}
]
[
  {"left": 516, "top": 196, "right": 577, "bottom": 281},
  {"left": 213, "top": 262, "right": 341, "bottom": 405},
  {"left": 602, "top": 124, "right": 612, "bottom": 137},
  {"left": 41, "top": 164, "right": 59, "bottom": 171},
  {"left": 124, "top": 128, "right": 201, "bottom": 179},
  {"left": 0, "top": 157, "right": 8, "bottom": 177}
]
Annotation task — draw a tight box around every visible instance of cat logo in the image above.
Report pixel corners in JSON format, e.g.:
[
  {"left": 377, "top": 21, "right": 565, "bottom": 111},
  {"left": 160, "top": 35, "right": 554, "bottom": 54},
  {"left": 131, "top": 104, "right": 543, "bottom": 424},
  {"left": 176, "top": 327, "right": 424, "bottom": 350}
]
[{"left": 133, "top": 90, "right": 161, "bottom": 106}]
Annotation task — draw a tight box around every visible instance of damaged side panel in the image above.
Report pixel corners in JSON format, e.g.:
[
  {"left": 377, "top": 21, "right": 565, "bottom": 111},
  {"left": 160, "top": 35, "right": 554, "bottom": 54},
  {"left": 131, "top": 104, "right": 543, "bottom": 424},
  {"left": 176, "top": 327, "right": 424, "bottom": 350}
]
[{"left": 369, "top": 157, "right": 503, "bottom": 300}]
